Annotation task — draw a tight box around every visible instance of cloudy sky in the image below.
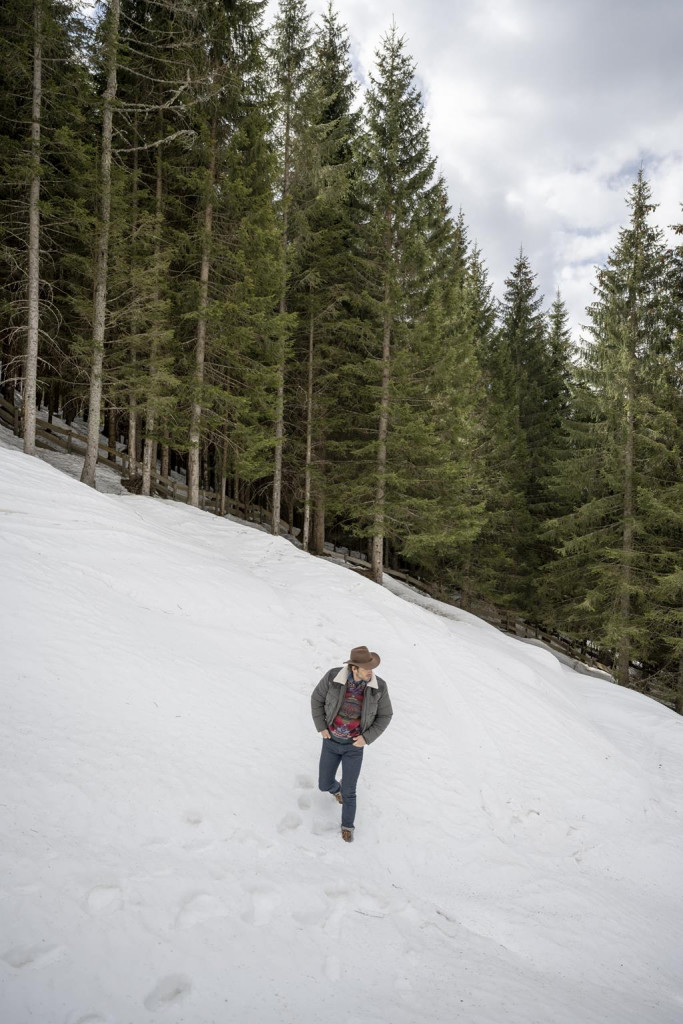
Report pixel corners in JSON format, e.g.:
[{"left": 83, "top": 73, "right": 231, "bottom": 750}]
[{"left": 269, "top": 0, "right": 683, "bottom": 334}]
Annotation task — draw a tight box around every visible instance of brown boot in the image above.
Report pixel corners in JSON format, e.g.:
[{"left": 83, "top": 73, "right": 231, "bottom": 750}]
[
  {"left": 334, "top": 791, "right": 343, "bottom": 805},
  {"left": 341, "top": 827, "right": 354, "bottom": 843}
]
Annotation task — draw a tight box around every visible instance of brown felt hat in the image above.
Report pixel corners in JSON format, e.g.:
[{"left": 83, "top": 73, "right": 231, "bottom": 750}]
[{"left": 346, "top": 645, "right": 380, "bottom": 669}]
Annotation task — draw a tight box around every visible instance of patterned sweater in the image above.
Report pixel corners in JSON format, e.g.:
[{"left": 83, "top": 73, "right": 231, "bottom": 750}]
[{"left": 330, "top": 671, "right": 366, "bottom": 740}]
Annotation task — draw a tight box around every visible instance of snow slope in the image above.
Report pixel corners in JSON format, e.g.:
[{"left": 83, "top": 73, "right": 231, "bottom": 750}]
[{"left": 1, "top": 440, "right": 682, "bottom": 1024}]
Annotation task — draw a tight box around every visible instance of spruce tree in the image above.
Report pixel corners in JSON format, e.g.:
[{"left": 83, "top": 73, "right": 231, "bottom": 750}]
[
  {"left": 537, "top": 290, "right": 578, "bottom": 624},
  {"left": 111, "top": 0, "right": 199, "bottom": 491},
  {"left": 398, "top": 199, "right": 488, "bottom": 592},
  {"left": 80, "top": 0, "right": 121, "bottom": 487},
  {"left": 548, "top": 172, "right": 674, "bottom": 685},
  {"left": 640, "top": 206, "right": 683, "bottom": 707},
  {"left": 269, "top": 0, "right": 312, "bottom": 533},
  {"left": 0, "top": 0, "right": 93, "bottom": 444},
  {"left": 348, "top": 23, "right": 442, "bottom": 583},
  {"left": 201, "top": 76, "right": 283, "bottom": 510},
  {"left": 286, "top": 2, "right": 360, "bottom": 551}
]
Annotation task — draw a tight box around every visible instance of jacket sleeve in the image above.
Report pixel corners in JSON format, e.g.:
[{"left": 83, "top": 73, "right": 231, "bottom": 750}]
[
  {"left": 311, "top": 670, "right": 332, "bottom": 733},
  {"left": 363, "top": 683, "right": 393, "bottom": 745}
]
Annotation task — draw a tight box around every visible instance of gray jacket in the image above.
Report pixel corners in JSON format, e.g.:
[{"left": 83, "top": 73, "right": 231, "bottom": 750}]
[{"left": 311, "top": 666, "right": 393, "bottom": 745}]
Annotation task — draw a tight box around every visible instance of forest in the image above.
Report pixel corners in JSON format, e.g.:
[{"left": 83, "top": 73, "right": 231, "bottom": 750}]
[{"left": 1, "top": 0, "right": 681, "bottom": 708}]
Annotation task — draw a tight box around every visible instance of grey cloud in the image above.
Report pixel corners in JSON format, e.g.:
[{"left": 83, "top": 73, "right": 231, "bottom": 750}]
[{"left": 269, "top": 0, "right": 683, "bottom": 331}]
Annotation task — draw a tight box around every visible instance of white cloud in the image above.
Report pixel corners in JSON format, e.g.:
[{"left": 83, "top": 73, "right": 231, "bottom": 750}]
[{"left": 267, "top": 0, "right": 683, "bottom": 332}]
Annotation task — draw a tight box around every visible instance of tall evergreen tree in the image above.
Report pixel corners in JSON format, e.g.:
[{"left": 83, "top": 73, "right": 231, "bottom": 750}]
[
  {"left": 640, "top": 205, "right": 683, "bottom": 707},
  {"left": 548, "top": 172, "right": 675, "bottom": 685},
  {"left": 111, "top": 0, "right": 198, "bottom": 493},
  {"left": 80, "top": 0, "right": 121, "bottom": 487},
  {"left": 537, "top": 290, "right": 578, "bottom": 623},
  {"left": 269, "top": 0, "right": 312, "bottom": 533},
  {"left": 345, "top": 23, "right": 442, "bottom": 583},
  {"left": 399, "top": 200, "right": 489, "bottom": 592},
  {"left": 0, "top": 0, "right": 93, "bottom": 443},
  {"left": 286, "top": 2, "right": 360, "bottom": 551}
]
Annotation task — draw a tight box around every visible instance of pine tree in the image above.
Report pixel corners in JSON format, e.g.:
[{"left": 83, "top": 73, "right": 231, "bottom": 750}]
[
  {"left": 641, "top": 205, "right": 683, "bottom": 707},
  {"left": 80, "top": 0, "right": 121, "bottom": 487},
  {"left": 0, "top": 0, "right": 94, "bottom": 444},
  {"left": 286, "top": 2, "right": 360, "bottom": 551},
  {"left": 548, "top": 172, "right": 675, "bottom": 685},
  {"left": 201, "top": 72, "right": 283, "bottom": 511},
  {"left": 269, "top": 0, "right": 312, "bottom": 532},
  {"left": 80, "top": 0, "right": 204, "bottom": 489},
  {"left": 111, "top": 0, "right": 199, "bottom": 492},
  {"left": 22, "top": 0, "right": 43, "bottom": 453},
  {"left": 398, "top": 199, "right": 488, "bottom": 591},
  {"left": 537, "top": 290, "right": 578, "bottom": 625},
  {"left": 349, "top": 23, "right": 442, "bottom": 583}
]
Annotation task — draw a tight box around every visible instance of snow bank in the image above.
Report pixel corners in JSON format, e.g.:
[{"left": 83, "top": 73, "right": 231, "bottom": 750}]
[{"left": 1, "top": 440, "right": 682, "bottom": 1024}]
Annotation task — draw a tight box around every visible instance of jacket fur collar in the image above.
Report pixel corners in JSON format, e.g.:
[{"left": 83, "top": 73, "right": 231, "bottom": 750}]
[{"left": 333, "top": 665, "right": 379, "bottom": 690}]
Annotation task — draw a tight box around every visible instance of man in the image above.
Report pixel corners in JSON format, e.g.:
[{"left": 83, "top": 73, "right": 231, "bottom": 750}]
[{"left": 311, "top": 645, "right": 393, "bottom": 843}]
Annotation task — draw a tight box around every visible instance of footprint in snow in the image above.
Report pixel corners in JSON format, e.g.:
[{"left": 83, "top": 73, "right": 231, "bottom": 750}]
[
  {"left": 241, "top": 885, "right": 281, "bottom": 927},
  {"left": 183, "top": 810, "right": 203, "bottom": 826},
  {"left": 277, "top": 811, "right": 302, "bottom": 833},
  {"left": 144, "top": 974, "right": 192, "bottom": 1012},
  {"left": 324, "top": 883, "right": 349, "bottom": 901},
  {"left": 86, "top": 885, "right": 123, "bottom": 915},
  {"left": 297, "top": 793, "right": 312, "bottom": 810},
  {"left": 291, "top": 900, "right": 328, "bottom": 928},
  {"left": 2, "top": 942, "right": 67, "bottom": 970},
  {"left": 295, "top": 774, "right": 314, "bottom": 789},
  {"left": 175, "top": 893, "right": 226, "bottom": 930}
]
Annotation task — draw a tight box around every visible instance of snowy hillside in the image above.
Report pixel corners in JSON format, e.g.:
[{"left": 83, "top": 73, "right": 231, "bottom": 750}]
[{"left": 1, "top": 439, "right": 682, "bottom": 1024}]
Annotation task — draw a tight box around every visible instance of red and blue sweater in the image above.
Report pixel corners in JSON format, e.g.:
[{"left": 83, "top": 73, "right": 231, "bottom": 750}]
[{"left": 330, "top": 671, "right": 366, "bottom": 740}]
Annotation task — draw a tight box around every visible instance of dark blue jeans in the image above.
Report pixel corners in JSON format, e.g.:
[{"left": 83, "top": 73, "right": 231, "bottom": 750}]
[{"left": 318, "top": 736, "right": 364, "bottom": 829}]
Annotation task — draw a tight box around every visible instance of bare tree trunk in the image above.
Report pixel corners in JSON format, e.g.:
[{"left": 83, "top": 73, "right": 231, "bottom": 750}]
[
  {"left": 188, "top": 128, "right": 216, "bottom": 507},
  {"left": 128, "top": 114, "right": 140, "bottom": 480},
  {"left": 272, "top": 102, "right": 292, "bottom": 537},
  {"left": 161, "top": 440, "right": 169, "bottom": 479},
  {"left": 311, "top": 487, "right": 325, "bottom": 556},
  {"left": 128, "top": 384, "right": 138, "bottom": 477},
  {"left": 273, "top": 341, "right": 285, "bottom": 534},
  {"left": 462, "top": 561, "right": 472, "bottom": 612},
  {"left": 142, "top": 414, "right": 155, "bottom": 494},
  {"left": 371, "top": 278, "right": 391, "bottom": 584},
  {"left": 219, "top": 438, "right": 227, "bottom": 515},
  {"left": 302, "top": 307, "right": 314, "bottom": 550},
  {"left": 142, "top": 146, "right": 163, "bottom": 498},
  {"left": 617, "top": 379, "right": 634, "bottom": 686},
  {"left": 81, "top": 0, "right": 120, "bottom": 487},
  {"left": 23, "top": 0, "right": 42, "bottom": 455},
  {"left": 107, "top": 402, "right": 117, "bottom": 461}
]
